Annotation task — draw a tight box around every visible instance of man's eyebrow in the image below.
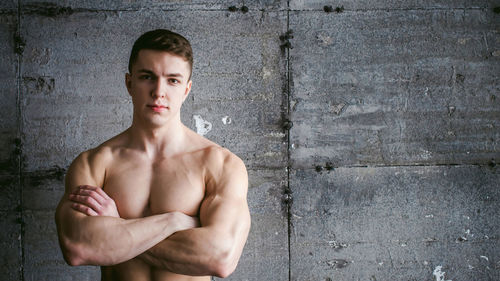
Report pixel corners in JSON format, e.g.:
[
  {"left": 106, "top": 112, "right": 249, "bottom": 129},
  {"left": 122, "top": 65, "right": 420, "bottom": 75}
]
[
  {"left": 137, "top": 69, "right": 155, "bottom": 74},
  {"left": 136, "top": 69, "right": 184, "bottom": 77},
  {"left": 165, "top": 73, "right": 184, "bottom": 77}
]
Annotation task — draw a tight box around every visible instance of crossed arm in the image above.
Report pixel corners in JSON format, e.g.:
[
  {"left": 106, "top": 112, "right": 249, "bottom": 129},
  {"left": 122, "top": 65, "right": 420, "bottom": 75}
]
[
  {"left": 137, "top": 160, "right": 251, "bottom": 277},
  {"left": 55, "top": 150, "right": 250, "bottom": 277},
  {"left": 55, "top": 151, "right": 199, "bottom": 267}
]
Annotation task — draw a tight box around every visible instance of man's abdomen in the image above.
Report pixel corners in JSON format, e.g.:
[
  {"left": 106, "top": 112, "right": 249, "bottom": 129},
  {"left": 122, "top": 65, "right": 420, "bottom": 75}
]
[
  {"left": 101, "top": 258, "right": 151, "bottom": 281},
  {"left": 101, "top": 259, "right": 211, "bottom": 281},
  {"left": 152, "top": 269, "right": 211, "bottom": 281}
]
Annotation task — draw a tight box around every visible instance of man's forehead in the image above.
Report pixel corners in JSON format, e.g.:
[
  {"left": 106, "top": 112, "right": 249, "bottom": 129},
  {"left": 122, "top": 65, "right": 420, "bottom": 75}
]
[
  {"left": 132, "top": 49, "right": 190, "bottom": 73},
  {"left": 136, "top": 49, "right": 188, "bottom": 64}
]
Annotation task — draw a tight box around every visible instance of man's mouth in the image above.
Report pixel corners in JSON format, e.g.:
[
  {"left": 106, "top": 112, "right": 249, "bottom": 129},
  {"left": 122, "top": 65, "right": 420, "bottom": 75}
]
[{"left": 148, "top": 105, "right": 168, "bottom": 112}]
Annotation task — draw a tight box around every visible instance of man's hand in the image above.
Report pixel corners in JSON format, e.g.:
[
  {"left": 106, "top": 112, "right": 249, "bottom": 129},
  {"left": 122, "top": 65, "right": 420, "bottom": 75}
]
[
  {"left": 69, "top": 185, "right": 120, "bottom": 217},
  {"left": 169, "top": 211, "right": 201, "bottom": 230}
]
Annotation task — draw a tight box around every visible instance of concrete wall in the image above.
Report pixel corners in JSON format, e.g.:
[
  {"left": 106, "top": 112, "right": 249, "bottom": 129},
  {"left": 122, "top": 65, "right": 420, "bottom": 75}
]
[{"left": 0, "top": 1, "right": 498, "bottom": 280}]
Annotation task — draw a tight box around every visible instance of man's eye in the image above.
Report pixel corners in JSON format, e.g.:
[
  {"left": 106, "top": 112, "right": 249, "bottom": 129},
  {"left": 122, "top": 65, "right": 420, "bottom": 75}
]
[
  {"left": 168, "top": 79, "right": 180, "bottom": 84},
  {"left": 140, "top": 75, "right": 153, "bottom": 80}
]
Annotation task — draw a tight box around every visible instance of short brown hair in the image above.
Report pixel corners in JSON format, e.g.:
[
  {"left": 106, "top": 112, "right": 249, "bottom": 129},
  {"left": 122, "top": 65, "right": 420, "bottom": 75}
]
[{"left": 128, "top": 29, "right": 193, "bottom": 79}]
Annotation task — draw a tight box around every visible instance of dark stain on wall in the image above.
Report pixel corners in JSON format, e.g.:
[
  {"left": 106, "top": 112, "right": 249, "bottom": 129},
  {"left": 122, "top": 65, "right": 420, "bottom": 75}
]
[
  {"left": 228, "top": 5, "right": 249, "bottom": 13},
  {"left": 455, "top": 73, "right": 465, "bottom": 84},
  {"left": 24, "top": 167, "right": 65, "bottom": 187},
  {"left": 315, "top": 163, "right": 335, "bottom": 173},
  {"left": 323, "top": 5, "right": 344, "bottom": 13},
  {"left": 282, "top": 119, "right": 293, "bottom": 131},
  {"left": 0, "top": 157, "right": 18, "bottom": 174},
  {"left": 22, "top": 76, "right": 55, "bottom": 96},
  {"left": 13, "top": 34, "right": 25, "bottom": 55},
  {"left": 22, "top": 2, "right": 73, "bottom": 17},
  {"left": 279, "top": 30, "right": 294, "bottom": 52},
  {"left": 0, "top": 138, "right": 22, "bottom": 174}
]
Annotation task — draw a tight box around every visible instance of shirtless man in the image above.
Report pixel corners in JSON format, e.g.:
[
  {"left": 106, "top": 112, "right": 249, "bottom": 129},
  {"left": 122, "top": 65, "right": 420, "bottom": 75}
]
[{"left": 55, "top": 29, "right": 251, "bottom": 280}]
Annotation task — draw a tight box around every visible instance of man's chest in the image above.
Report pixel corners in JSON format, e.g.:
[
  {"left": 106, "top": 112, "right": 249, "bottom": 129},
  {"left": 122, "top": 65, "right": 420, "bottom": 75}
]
[{"left": 102, "top": 157, "right": 205, "bottom": 219}]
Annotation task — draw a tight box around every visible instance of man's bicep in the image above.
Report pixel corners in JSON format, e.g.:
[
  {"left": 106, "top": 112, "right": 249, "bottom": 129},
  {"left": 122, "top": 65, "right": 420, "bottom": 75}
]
[
  {"left": 56, "top": 151, "right": 101, "bottom": 235},
  {"left": 199, "top": 155, "right": 250, "bottom": 236},
  {"left": 199, "top": 195, "right": 250, "bottom": 230}
]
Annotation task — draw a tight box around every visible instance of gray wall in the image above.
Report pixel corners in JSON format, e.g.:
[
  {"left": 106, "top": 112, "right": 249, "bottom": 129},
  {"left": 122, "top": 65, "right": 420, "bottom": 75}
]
[{"left": 0, "top": 1, "right": 499, "bottom": 280}]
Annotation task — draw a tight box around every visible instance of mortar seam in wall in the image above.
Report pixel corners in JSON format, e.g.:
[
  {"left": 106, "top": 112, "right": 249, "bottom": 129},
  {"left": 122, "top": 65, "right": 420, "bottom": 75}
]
[
  {"left": 17, "top": 7, "right": 290, "bottom": 14},
  {"left": 305, "top": 162, "right": 498, "bottom": 170},
  {"left": 16, "top": 0, "right": 25, "bottom": 280},
  {"left": 288, "top": 7, "right": 489, "bottom": 12},
  {"left": 14, "top": 6, "right": 490, "bottom": 14},
  {"left": 285, "top": 1, "right": 291, "bottom": 281}
]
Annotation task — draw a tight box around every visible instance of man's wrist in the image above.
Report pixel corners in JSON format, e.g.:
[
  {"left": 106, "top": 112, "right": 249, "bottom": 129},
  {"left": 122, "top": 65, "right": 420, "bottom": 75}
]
[
  {"left": 162, "top": 211, "right": 198, "bottom": 236},
  {"left": 166, "top": 212, "right": 183, "bottom": 234}
]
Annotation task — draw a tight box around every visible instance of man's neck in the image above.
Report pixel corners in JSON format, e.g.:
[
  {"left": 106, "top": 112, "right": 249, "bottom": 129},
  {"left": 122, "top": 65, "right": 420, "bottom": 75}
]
[{"left": 126, "top": 119, "right": 187, "bottom": 159}]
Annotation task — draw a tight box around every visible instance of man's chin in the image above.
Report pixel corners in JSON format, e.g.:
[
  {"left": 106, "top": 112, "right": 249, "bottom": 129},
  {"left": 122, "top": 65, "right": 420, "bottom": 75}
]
[{"left": 141, "top": 115, "right": 170, "bottom": 128}]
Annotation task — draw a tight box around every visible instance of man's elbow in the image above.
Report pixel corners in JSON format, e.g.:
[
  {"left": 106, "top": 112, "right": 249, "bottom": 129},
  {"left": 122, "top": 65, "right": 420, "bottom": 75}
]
[
  {"left": 60, "top": 240, "right": 87, "bottom": 266},
  {"left": 210, "top": 248, "right": 240, "bottom": 278},
  {"left": 211, "top": 259, "right": 237, "bottom": 278},
  {"left": 64, "top": 254, "right": 85, "bottom": 267}
]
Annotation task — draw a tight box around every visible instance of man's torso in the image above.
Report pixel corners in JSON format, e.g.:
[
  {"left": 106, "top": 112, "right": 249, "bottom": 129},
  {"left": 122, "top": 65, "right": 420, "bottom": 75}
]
[{"left": 98, "top": 134, "right": 214, "bottom": 281}]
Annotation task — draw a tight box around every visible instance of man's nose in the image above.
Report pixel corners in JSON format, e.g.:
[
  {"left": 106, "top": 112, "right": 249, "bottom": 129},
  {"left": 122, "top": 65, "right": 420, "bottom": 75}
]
[{"left": 151, "top": 78, "right": 166, "bottom": 99}]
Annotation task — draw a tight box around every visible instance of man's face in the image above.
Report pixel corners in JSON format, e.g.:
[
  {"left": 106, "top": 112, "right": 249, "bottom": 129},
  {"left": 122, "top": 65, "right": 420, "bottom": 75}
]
[{"left": 126, "top": 49, "right": 192, "bottom": 128}]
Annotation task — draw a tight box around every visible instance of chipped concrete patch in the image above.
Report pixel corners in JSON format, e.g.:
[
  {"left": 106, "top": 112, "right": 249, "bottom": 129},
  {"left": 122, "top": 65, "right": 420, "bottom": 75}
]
[
  {"left": 193, "top": 115, "right": 212, "bottom": 136},
  {"left": 222, "top": 115, "right": 232, "bottom": 125},
  {"left": 433, "top": 265, "right": 452, "bottom": 281}
]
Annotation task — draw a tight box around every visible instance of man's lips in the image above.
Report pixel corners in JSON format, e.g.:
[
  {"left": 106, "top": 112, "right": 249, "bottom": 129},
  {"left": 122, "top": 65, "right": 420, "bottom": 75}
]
[{"left": 148, "top": 105, "right": 168, "bottom": 112}]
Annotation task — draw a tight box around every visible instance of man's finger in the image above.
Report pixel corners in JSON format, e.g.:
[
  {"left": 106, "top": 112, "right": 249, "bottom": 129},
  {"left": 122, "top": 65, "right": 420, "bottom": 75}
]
[
  {"left": 77, "top": 185, "right": 112, "bottom": 201},
  {"left": 69, "top": 194, "right": 102, "bottom": 212},
  {"left": 71, "top": 203, "right": 98, "bottom": 216},
  {"left": 76, "top": 185, "right": 98, "bottom": 191},
  {"left": 73, "top": 188, "right": 106, "bottom": 205}
]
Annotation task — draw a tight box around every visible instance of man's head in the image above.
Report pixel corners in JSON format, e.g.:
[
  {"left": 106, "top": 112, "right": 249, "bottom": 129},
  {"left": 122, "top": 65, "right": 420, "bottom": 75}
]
[
  {"left": 126, "top": 29, "right": 194, "bottom": 128},
  {"left": 128, "top": 29, "right": 193, "bottom": 80}
]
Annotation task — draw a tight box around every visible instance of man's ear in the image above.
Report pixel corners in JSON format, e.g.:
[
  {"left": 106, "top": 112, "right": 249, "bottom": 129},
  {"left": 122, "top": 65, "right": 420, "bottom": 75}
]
[
  {"left": 125, "top": 73, "right": 132, "bottom": 96},
  {"left": 182, "top": 80, "right": 192, "bottom": 102}
]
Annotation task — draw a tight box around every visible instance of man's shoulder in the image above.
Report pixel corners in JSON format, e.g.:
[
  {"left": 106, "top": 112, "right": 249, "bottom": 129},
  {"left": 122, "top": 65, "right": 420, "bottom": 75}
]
[
  {"left": 184, "top": 125, "right": 243, "bottom": 167},
  {"left": 75, "top": 146, "right": 112, "bottom": 167},
  {"left": 203, "top": 146, "right": 244, "bottom": 169},
  {"left": 70, "top": 133, "right": 125, "bottom": 171},
  {"left": 199, "top": 143, "right": 246, "bottom": 187},
  {"left": 66, "top": 135, "right": 125, "bottom": 188},
  {"left": 201, "top": 145, "right": 247, "bottom": 195}
]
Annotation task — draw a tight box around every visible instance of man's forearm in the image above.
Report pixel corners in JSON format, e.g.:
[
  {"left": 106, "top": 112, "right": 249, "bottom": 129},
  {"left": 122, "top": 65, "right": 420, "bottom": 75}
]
[
  {"left": 57, "top": 209, "right": 182, "bottom": 266},
  {"left": 138, "top": 226, "right": 240, "bottom": 278}
]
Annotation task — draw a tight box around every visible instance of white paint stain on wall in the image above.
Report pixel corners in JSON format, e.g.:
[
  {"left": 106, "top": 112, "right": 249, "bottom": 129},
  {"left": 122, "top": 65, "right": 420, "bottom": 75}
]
[
  {"left": 193, "top": 115, "right": 212, "bottom": 136},
  {"left": 433, "top": 265, "right": 452, "bottom": 281},
  {"left": 222, "top": 116, "right": 232, "bottom": 125},
  {"left": 457, "top": 229, "right": 474, "bottom": 242}
]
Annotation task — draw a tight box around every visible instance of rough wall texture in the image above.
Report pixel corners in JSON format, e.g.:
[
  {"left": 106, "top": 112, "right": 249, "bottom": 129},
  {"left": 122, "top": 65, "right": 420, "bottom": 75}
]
[{"left": 0, "top": 1, "right": 498, "bottom": 280}]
